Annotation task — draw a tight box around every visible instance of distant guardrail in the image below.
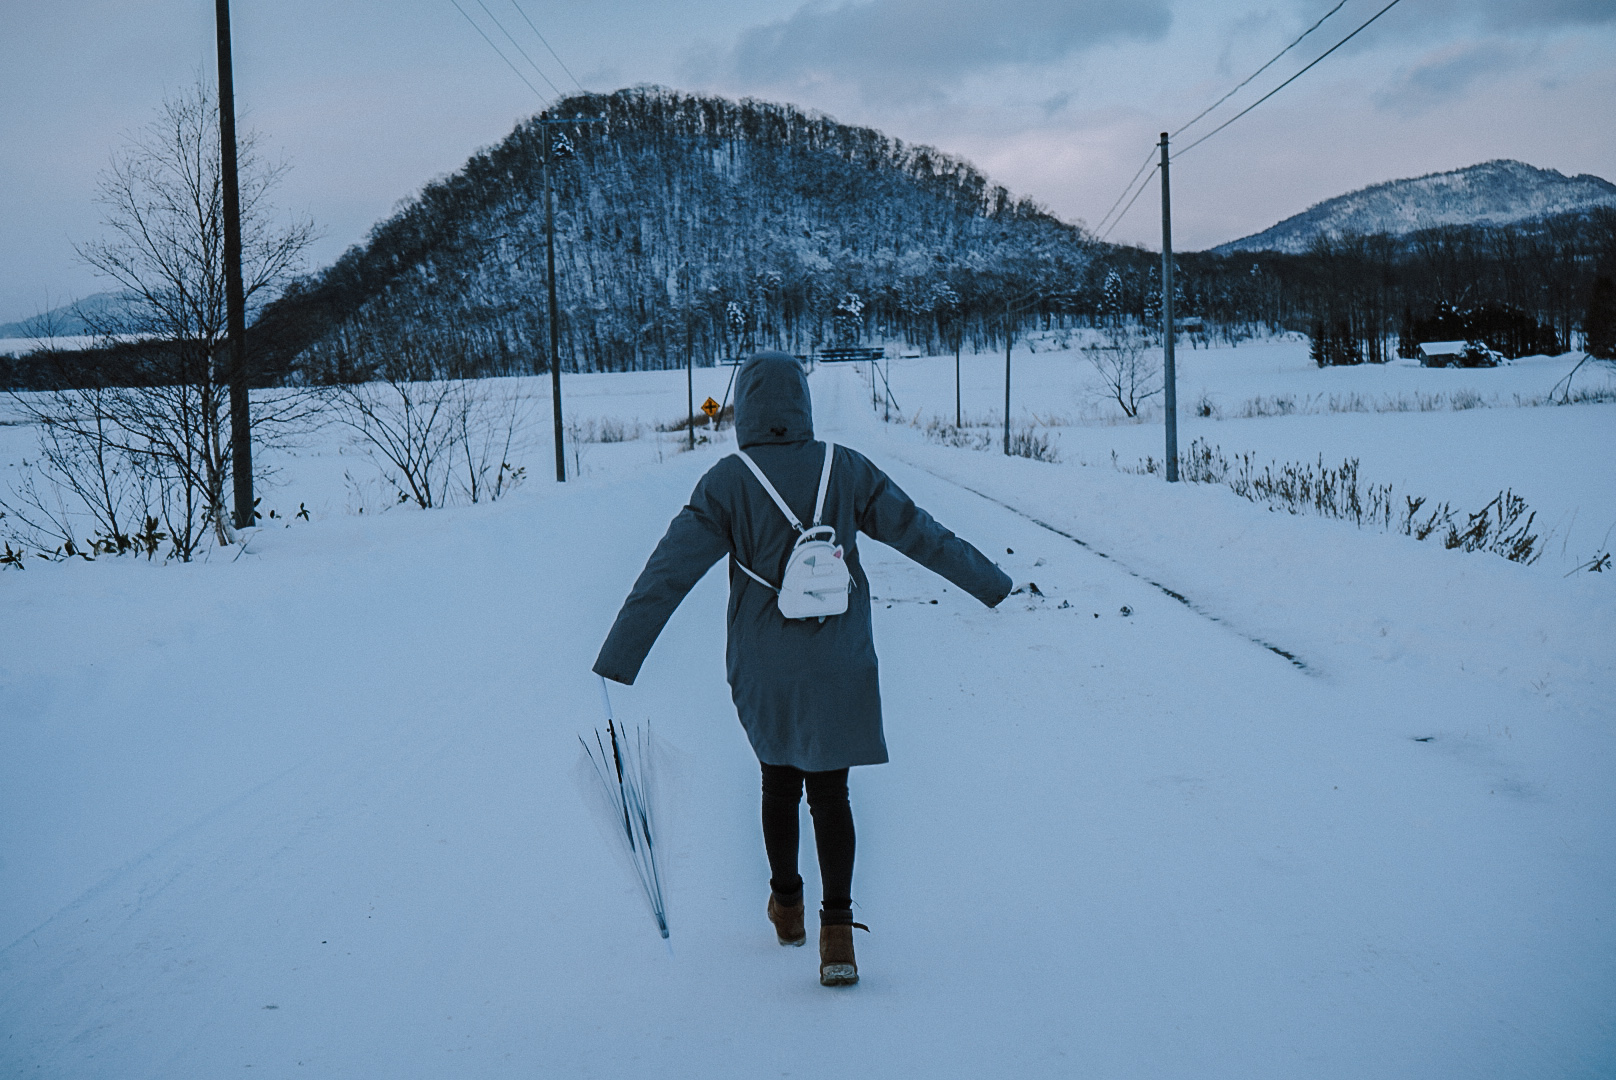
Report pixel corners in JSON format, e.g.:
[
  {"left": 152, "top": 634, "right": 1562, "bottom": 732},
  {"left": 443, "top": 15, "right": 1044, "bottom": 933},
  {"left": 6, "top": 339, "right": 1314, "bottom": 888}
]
[{"left": 816, "top": 346, "right": 885, "bottom": 363}]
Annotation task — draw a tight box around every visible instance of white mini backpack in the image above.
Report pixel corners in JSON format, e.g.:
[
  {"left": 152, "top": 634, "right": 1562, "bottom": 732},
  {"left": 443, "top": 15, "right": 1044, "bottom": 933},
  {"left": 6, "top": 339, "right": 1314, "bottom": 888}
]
[{"left": 733, "top": 442, "right": 852, "bottom": 620}]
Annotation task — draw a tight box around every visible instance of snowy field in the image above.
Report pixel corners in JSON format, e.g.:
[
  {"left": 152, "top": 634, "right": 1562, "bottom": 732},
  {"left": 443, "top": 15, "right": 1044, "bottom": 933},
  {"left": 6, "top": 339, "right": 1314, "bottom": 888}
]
[
  {"left": 2, "top": 345, "right": 1613, "bottom": 1077},
  {"left": 0, "top": 335, "right": 133, "bottom": 356},
  {"left": 880, "top": 336, "right": 1616, "bottom": 569}
]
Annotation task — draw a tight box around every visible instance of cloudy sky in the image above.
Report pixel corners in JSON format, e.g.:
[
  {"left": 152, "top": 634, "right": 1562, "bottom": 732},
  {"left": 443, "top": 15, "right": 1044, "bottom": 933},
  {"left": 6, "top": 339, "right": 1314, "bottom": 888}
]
[{"left": 2, "top": 0, "right": 1613, "bottom": 323}]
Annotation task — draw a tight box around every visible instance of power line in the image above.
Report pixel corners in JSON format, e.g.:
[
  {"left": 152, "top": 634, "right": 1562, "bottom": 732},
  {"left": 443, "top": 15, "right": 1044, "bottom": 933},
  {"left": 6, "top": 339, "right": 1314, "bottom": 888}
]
[
  {"left": 447, "top": 0, "right": 550, "bottom": 103},
  {"left": 1098, "top": 0, "right": 1350, "bottom": 237},
  {"left": 472, "top": 0, "right": 562, "bottom": 96},
  {"left": 1094, "top": 146, "right": 1159, "bottom": 237},
  {"left": 1100, "top": 162, "right": 1159, "bottom": 242},
  {"left": 1094, "top": 0, "right": 1345, "bottom": 239},
  {"left": 1094, "top": 0, "right": 1401, "bottom": 240},
  {"left": 509, "top": 0, "right": 586, "bottom": 92},
  {"left": 1171, "top": 0, "right": 1348, "bottom": 139},
  {"left": 1173, "top": 0, "right": 1408, "bottom": 160}
]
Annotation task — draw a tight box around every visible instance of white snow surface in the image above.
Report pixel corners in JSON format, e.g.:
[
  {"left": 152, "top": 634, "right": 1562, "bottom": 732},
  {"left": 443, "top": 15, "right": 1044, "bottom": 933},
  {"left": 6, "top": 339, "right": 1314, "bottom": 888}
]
[
  {"left": 2, "top": 345, "right": 1613, "bottom": 1077},
  {"left": 0, "top": 335, "right": 107, "bottom": 357}
]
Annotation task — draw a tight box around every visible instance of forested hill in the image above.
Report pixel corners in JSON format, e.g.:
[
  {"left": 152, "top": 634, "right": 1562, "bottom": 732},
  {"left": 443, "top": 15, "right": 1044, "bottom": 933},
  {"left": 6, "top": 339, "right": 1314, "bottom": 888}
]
[{"left": 258, "top": 87, "right": 1094, "bottom": 378}]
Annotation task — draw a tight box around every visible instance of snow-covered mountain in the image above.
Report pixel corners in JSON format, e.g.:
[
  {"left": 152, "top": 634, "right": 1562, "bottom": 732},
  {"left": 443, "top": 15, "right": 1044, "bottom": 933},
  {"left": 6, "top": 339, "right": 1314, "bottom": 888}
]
[
  {"left": 0, "top": 291, "right": 135, "bottom": 338},
  {"left": 1212, "top": 160, "right": 1616, "bottom": 254}
]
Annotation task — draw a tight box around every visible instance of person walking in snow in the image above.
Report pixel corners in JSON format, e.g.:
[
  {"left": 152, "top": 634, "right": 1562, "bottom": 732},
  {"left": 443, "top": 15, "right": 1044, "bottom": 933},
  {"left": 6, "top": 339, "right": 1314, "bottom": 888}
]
[{"left": 593, "top": 351, "right": 1011, "bottom": 986}]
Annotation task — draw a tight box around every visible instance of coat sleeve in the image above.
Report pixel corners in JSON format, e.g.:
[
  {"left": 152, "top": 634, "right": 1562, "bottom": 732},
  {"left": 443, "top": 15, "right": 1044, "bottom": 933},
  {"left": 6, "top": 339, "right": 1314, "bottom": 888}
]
[
  {"left": 592, "top": 471, "right": 732, "bottom": 685},
  {"left": 852, "top": 452, "right": 1013, "bottom": 608}
]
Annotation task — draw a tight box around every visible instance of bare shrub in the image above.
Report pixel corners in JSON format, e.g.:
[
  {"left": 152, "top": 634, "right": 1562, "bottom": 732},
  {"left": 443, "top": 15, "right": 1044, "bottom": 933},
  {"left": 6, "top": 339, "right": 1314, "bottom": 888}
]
[
  {"left": 330, "top": 377, "right": 532, "bottom": 509},
  {"left": 1558, "top": 386, "right": 1616, "bottom": 405},
  {"left": 1565, "top": 549, "right": 1611, "bottom": 575},
  {"left": 1325, "top": 392, "right": 1371, "bottom": 414},
  {"left": 1, "top": 387, "right": 152, "bottom": 556},
  {"left": 453, "top": 382, "right": 534, "bottom": 503},
  {"left": 1007, "top": 427, "right": 1060, "bottom": 462},
  {"left": 1237, "top": 394, "right": 1300, "bottom": 418},
  {"left": 4, "top": 375, "right": 317, "bottom": 562},
  {"left": 1118, "top": 437, "right": 1545, "bottom": 564},
  {"left": 922, "top": 417, "right": 992, "bottom": 451},
  {"left": 922, "top": 418, "right": 1059, "bottom": 462},
  {"left": 1223, "top": 385, "right": 1616, "bottom": 419},
  {"left": 330, "top": 378, "right": 459, "bottom": 509},
  {"left": 570, "top": 417, "right": 647, "bottom": 443},
  {"left": 1438, "top": 491, "right": 1540, "bottom": 561}
]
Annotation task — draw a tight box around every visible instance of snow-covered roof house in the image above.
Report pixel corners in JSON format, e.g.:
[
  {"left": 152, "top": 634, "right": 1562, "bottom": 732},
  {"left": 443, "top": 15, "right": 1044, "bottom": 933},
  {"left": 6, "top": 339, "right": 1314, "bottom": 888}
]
[
  {"left": 1418, "top": 339, "right": 1502, "bottom": 368},
  {"left": 1418, "top": 340, "right": 1467, "bottom": 360}
]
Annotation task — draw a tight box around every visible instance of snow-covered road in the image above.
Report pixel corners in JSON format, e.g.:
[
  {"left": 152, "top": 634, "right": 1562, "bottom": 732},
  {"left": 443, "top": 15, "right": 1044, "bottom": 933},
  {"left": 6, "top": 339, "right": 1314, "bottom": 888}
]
[{"left": 3, "top": 364, "right": 1611, "bottom": 1078}]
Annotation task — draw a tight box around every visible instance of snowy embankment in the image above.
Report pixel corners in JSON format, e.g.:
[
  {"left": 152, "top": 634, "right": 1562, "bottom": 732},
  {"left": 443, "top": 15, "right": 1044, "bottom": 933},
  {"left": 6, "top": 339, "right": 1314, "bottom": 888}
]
[{"left": 1, "top": 356, "right": 1612, "bottom": 1078}]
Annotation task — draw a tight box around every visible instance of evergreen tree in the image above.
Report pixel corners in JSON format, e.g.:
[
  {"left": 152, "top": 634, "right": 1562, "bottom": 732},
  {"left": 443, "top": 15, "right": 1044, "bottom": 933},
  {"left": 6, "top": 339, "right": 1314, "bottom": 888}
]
[
  {"left": 1101, "top": 270, "right": 1123, "bottom": 327},
  {"left": 1397, "top": 307, "right": 1419, "bottom": 359},
  {"left": 1585, "top": 275, "right": 1616, "bottom": 359}
]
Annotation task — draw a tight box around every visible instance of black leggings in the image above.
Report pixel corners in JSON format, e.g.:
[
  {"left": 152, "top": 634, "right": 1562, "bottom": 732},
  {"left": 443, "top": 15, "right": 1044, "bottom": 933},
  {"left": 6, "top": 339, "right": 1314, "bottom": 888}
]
[{"left": 760, "top": 763, "right": 855, "bottom": 921}]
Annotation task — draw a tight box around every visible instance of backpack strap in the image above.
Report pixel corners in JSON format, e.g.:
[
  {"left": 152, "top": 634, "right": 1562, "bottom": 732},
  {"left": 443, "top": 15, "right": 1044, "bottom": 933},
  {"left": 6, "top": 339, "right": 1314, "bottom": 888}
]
[
  {"left": 733, "top": 443, "right": 839, "bottom": 595},
  {"left": 812, "top": 442, "right": 836, "bottom": 527},
  {"left": 733, "top": 558, "right": 779, "bottom": 593},
  {"left": 735, "top": 449, "right": 805, "bottom": 532}
]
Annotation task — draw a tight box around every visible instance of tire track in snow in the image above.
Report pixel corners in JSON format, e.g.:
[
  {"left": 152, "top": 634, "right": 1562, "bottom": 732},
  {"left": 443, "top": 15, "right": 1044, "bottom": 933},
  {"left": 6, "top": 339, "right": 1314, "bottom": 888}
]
[
  {"left": 813, "top": 362, "right": 1312, "bottom": 671},
  {"left": 891, "top": 455, "right": 1313, "bottom": 674}
]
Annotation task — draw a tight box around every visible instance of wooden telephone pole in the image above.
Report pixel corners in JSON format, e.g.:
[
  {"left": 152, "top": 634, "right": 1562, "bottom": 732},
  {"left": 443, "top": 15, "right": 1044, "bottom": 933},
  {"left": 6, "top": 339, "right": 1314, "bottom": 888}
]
[
  {"left": 1159, "top": 132, "right": 1180, "bottom": 482},
  {"left": 536, "top": 115, "right": 604, "bottom": 481},
  {"left": 215, "top": 0, "right": 253, "bottom": 527},
  {"left": 542, "top": 129, "right": 566, "bottom": 482}
]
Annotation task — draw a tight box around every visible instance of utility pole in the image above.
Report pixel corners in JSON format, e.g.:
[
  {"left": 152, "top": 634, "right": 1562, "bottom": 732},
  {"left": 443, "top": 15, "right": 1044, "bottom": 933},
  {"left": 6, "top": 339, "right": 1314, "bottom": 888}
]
[
  {"left": 535, "top": 115, "right": 604, "bottom": 482},
  {"left": 215, "top": 0, "right": 252, "bottom": 528},
  {"left": 1003, "top": 306, "right": 1013, "bottom": 455},
  {"left": 954, "top": 338, "right": 961, "bottom": 429},
  {"left": 999, "top": 292, "right": 1074, "bottom": 455},
  {"left": 1159, "top": 132, "right": 1179, "bottom": 482},
  {"left": 685, "top": 316, "right": 695, "bottom": 451},
  {"left": 543, "top": 132, "right": 565, "bottom": 481}
]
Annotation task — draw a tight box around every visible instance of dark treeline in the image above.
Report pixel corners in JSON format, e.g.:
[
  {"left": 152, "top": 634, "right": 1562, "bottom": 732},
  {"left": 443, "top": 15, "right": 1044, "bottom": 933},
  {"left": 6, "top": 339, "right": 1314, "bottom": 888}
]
[
  {"left": 0, "top": 341, "right": 176, "bottom": 393},
  {"left": 1084, "top": 209, "right": 1616, "bottom": 363},
  {"left": 254, "top": 87, "right": 1096, "bottom": 381}
]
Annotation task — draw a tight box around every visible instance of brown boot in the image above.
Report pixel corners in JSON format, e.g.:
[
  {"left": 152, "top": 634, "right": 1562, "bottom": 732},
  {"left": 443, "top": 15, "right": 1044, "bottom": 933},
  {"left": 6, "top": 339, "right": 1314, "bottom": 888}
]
[
  {"left": 818, "top": 922, "right": 868, "bottom": 986},
  {"left": 768, "top": 892, "right": 806, "bottom": 947}
]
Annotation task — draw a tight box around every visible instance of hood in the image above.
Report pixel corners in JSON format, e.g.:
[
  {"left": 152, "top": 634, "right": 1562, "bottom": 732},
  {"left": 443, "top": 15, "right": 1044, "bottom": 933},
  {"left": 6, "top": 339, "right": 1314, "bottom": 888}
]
[{"left": 734, "top": 351, "right": 814, "bottom": 447}]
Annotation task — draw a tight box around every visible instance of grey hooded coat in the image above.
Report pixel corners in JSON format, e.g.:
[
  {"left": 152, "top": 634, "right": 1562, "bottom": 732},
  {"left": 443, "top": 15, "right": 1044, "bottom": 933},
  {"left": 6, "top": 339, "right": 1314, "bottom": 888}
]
[{"left": 593, "top": 352, "right": 1012, "bottom": 771}]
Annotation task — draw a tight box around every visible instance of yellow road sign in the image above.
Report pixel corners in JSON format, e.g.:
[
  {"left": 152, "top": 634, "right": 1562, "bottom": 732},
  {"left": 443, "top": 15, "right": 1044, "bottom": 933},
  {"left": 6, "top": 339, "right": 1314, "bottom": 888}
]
[{"left": 701, "top": 396, "right": 720, "bottom": 418}]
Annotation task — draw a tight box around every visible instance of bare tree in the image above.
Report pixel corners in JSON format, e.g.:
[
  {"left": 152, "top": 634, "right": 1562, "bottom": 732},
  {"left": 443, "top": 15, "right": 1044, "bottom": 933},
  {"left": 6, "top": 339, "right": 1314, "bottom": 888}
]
[
  {"left": 1086, "top": 325, "right": 1161, "bottom": 419},
  {"left": 330, "top": 374, "right": 463, "bottom": 510},
  {"left": 452, "top": 379, "right": 535, "bottom": 503},
  {"left": 48, "top": 79, "right": 317, "bottom": 557}
]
